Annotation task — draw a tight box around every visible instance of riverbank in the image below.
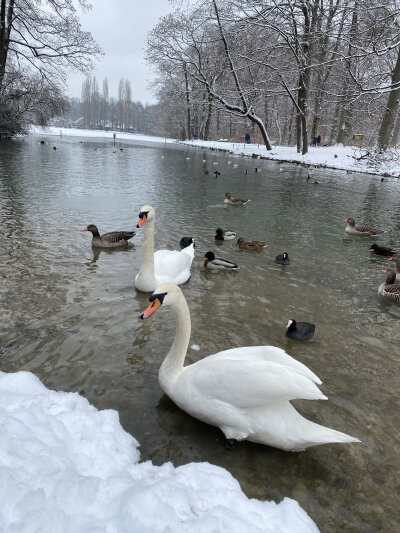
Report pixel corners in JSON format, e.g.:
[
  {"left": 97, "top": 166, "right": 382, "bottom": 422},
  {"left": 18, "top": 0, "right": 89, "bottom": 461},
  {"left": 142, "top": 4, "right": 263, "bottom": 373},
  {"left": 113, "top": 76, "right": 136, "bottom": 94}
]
[{"left": 31, "top": 126, "right": 400, "bottom": 178}]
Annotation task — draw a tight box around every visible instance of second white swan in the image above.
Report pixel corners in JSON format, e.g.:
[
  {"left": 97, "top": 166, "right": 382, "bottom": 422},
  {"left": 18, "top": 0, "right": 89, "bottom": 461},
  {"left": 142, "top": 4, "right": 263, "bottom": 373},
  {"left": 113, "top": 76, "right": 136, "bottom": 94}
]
[{"left": 135, "top": 205, "right": 195, "bottom": 292}]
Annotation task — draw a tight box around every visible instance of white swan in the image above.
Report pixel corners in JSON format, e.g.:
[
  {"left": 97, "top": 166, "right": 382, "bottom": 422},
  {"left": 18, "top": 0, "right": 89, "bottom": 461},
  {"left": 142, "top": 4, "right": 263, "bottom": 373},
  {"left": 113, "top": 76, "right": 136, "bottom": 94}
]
[
  {"left": 140, "top": 284, "right": 360, "bottom": 451},
  {"left": 135, "top": 206, "right": 195, "bottom": 292}
]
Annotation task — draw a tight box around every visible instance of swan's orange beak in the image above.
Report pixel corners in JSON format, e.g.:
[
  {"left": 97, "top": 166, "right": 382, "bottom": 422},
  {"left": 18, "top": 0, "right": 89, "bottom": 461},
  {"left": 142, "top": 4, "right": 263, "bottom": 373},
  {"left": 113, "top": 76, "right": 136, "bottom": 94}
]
[
  {"left": 81, "top": 227, "right": 88, "bottom": 231},
  {"left": 137, "top": 214, "right": 147, "bottom": 228},
  {"left": 140, "top": 297, "right": 162, "bottom": 319}
]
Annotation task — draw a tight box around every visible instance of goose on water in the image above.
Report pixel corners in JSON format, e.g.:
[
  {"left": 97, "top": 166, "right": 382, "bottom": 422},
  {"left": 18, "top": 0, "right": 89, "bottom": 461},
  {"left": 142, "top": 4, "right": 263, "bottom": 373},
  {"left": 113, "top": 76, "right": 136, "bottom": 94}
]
[
  {"left": 139, "top": 284, "right": 360, "bottom": 451},
  {"left": 344, "top": 218, "right": 385, "bottom": 236},
  {"left": 135, "top": 205, "right": 194, "bottom": 292},
  {"left": 224, "top": 192, "right": 250, "bottom": 205},
  {"left": 202, "top": 251, "right": 239, "bottom": 272},
  {"left": 379, "top": 269, "right": 400, "bottom": 303},
  {"left": 81, "top": 224, "right": 135, "bottom": 248}
]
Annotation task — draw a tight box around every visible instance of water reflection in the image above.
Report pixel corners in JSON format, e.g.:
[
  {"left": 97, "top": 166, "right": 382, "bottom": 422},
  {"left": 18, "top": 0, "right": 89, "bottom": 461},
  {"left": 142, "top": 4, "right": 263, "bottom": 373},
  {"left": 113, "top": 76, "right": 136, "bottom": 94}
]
[{"left": 0, "top": 135, "right": 399, "bottom": 532}]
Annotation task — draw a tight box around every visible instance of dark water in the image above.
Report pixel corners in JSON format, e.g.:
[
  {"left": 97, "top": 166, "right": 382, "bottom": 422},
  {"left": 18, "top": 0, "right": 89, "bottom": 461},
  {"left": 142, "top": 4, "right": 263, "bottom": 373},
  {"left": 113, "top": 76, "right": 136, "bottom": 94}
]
[{"left": 1, "top": 134, "right": 399, "bottom": 532}]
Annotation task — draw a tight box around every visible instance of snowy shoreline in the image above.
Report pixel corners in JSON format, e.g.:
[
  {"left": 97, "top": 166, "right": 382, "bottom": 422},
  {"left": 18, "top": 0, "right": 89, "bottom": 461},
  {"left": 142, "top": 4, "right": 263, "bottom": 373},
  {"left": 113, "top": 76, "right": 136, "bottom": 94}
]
[
  {"left": 0, "top": 371, "right": 319, "bottom": 532},
  {"left": 31, "top": 126, "right": 400, "bottom": 178}
]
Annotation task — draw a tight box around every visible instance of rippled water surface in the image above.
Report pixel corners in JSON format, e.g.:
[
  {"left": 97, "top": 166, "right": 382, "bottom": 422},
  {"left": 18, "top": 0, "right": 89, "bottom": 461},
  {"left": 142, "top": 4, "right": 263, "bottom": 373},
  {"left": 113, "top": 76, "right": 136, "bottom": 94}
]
[{"left": 1, "top": 135, "right": 400, "bottom": 531}]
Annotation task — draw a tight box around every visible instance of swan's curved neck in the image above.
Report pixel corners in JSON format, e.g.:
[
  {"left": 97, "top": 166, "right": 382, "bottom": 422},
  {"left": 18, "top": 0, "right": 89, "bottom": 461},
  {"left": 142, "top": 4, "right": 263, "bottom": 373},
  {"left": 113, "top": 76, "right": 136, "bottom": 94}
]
[
  {"left": 159, "top": 294, "right": 191, "bottom": 384},
  {"left": 137, "top": 219, "right": 156, "bottom": 287}
]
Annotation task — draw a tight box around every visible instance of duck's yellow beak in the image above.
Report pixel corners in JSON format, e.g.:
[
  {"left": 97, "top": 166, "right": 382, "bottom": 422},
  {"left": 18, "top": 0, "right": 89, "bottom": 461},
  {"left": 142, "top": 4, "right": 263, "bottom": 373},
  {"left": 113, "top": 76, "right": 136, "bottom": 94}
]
[{"left": 140, "top": 297, "right": 162, "bottom": 319}]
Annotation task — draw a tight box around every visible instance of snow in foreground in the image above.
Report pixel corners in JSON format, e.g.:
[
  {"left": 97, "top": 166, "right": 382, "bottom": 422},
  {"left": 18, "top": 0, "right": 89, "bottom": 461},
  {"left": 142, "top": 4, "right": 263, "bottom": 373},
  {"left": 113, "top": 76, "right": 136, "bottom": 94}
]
[{"left": 0, "top": 371, "right": 319, "bottom": 532}]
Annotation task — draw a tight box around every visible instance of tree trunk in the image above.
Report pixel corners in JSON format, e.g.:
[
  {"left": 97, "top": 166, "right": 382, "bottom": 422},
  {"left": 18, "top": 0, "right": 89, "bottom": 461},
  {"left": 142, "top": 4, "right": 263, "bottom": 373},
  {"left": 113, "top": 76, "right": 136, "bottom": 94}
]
[
  {"left": 204, "top": 93, "right": 213, "bottom": 140},
  {"left": 377, "top": 46, "right": 400, "bottom": 149},
  {"left": 183, "top": 64, "right": 191, "bottom": 140}
]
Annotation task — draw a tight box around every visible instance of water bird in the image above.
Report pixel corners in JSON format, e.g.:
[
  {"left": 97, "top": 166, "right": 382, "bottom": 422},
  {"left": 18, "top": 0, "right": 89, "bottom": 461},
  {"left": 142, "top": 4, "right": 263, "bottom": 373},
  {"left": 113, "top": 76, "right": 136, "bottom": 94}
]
[
  {"left": 224, "top": 192, "right": 250, "bottom": 205},
  {"left": 286, "top": 320, "right": 315, "bottom": 341},
  {"left": 370, "top": 243, "right": 397, "bottom": 256},
  {"left": 388, "top": 256, "right": 400, "bottom": 279},
  {"left": 275, "top": 252, "right": 290, "bottom": 265},
  {"left": 213, "top": 170, "right": 220, "bottom": 177},
  {"left": 40, "top": 140, "right": 45, "bottom": 144},
  {"left": 186, "top": 157, "right": 191, "bottom": 160},
  {"left": 313, "top": 180, "right": 319, "bottom": 184},
  {"left": 53, "top": 146, "right": 57, "bottom": 150},
  {"left": 202, "top": 159, "right": 206, "bottom": 163},
  {"left": 202, "top": 251, "right": 239, "bottom": 272},
  {"left": 244, "top": 169, "right": 248, "bottom": 175},
  {"left": 228, "top": 161, "right": 232, "bottom": 165},
  {"left": 214, "top": 228, "right": 236, "bottom": 241},
  {"left": 81, "top": 224, "right": 135, "bottom": 249},
  {"left": 344, "top": 218, "right": 385, "bottom": 236},
  {"left": 139, "top": 284, "right": 360, "bottom": 451},
  {"left": 237, "top": 238, "right": 266, "bottom": 251},
  {"left": 135, "top": 205, "right": 195, "bottom": 292},
  {"left": 180, "top": 237, "right": 195, "bottom": 248},
  {"left": 379, "top": 269, "right": 400, "bottom": 303},
  {"left": 204, "top": 170, "right": 209, "bottom": 175}
]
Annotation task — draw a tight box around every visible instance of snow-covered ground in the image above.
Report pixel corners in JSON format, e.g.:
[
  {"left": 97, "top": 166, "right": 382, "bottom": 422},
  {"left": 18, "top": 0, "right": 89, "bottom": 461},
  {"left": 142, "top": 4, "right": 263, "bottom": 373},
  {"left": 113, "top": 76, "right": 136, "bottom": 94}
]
[
  {"left": 0, "top": 371, "right": 319, "bottom": 532},
  {"left": 32, "top": 126, "right": 400, "bottom": 178}
]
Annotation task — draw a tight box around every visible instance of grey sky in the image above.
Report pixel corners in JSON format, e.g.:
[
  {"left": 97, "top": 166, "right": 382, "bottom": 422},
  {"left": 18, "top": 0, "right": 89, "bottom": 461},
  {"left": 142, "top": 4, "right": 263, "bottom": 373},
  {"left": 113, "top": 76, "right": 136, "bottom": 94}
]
[{"left": 67, "top": 0, "right": 173, "bottom": 104}]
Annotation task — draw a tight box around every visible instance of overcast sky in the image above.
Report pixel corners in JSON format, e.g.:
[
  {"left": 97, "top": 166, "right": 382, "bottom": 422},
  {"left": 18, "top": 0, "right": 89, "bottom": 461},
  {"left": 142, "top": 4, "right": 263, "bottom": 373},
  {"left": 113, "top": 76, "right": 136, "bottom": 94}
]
[{"left": 67, "top": 0, "right": 174, "bottom": 104}]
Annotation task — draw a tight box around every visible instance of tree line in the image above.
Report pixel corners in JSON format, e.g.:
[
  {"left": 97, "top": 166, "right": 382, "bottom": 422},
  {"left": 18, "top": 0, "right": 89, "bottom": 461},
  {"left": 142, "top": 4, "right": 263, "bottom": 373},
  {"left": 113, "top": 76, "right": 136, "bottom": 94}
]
[{"left": 146, "top": 0, "right": 400, "bottom": 153}]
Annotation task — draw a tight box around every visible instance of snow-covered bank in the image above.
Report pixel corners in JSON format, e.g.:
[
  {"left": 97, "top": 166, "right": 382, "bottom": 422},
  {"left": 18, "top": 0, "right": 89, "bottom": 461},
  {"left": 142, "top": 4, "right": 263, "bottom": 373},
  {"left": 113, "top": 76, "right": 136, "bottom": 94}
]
[
  {"left": 0, "top": 371, "right": 319, "bottom": 533},
  {"left": 179, "top": 139, "right": 400, "bottom": 178},
  {"left": 31, "top": 126, "right": 399, "bottom": 178}
]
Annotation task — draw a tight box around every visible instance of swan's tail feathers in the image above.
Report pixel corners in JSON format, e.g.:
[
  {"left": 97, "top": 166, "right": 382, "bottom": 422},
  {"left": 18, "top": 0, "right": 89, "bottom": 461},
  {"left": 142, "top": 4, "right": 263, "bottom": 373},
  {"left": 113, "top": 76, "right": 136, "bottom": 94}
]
[
  {"left": 298, "top": 418, "right": 360, "bottom": 450},
  {"left": 181, "top": 242, "right": 195, "bottom": 260}
]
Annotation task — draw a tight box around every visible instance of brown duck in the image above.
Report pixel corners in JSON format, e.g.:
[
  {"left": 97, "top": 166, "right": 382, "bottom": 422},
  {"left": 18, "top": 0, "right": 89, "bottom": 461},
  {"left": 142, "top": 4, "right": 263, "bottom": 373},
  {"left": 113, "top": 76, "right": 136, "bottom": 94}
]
[
  {"left": 224, "top": 192, "right": 250, "bottom": 205},
  {"left": 82, "top": 224, "right": 135, "bottom": 248},
  {"left": 378, "top": 269, "right": 400, "bottom": 304},
  {"left": 237, "top": 238, "right": 267, "bottom": 251},
  {"left": 344, "top": 218, "right": 385, "bottom": 236}
]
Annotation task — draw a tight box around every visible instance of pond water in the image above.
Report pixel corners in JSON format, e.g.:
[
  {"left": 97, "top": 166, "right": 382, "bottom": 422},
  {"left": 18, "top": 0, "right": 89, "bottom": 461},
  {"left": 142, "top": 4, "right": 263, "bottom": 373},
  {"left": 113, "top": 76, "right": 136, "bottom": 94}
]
[{"left": 1, "top": 135, "right": 399, "bottom": 532}]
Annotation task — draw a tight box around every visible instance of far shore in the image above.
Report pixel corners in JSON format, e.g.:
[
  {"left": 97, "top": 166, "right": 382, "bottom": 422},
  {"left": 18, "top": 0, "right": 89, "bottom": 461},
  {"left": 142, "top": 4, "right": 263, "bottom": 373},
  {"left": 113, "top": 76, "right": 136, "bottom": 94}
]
[{"left": 31, "top": 126, "right": 400, "bottom": 179}]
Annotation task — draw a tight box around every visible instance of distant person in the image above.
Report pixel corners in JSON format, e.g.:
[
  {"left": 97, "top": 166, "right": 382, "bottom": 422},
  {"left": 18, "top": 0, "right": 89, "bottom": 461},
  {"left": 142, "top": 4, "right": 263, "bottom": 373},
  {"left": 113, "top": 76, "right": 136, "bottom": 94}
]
[
  {"left": 311, "top": 136, "right": 317, "bottom": 147},
  {"left": 245, "top": 133, "right": 251, "bottom": 144},
  {"left": 317, "top": 135, "right": 321, "bottom": 147}
]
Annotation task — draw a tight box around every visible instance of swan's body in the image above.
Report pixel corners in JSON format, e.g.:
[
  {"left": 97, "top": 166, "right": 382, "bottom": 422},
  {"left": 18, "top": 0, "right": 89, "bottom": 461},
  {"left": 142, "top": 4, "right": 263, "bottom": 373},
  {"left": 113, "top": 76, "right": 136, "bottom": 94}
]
[
  {"left": 344, "top": 218, "right": 385, "bottom": 236},
  {"left": 140, "top": 284, "right": 360, "bottom": 451},
  {"left": 135, "top": 206, "right": 194, "bottom": 292},
  {"left": 379, "top": 269, "right": 400, "bottom": 303}
]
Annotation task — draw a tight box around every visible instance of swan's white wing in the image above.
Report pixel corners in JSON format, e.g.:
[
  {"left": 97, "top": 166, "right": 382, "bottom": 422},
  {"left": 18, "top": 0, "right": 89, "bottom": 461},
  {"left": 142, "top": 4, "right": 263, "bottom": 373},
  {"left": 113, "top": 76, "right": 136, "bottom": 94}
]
[
  {"left": 187, "top": 359, "right": 326, "bottom": 408},
  {"left": 154, "top": 243, "right": 194, "bottom": 285},
  {"left": 205, "top": 346, "right": 321, "bottom": 384}
]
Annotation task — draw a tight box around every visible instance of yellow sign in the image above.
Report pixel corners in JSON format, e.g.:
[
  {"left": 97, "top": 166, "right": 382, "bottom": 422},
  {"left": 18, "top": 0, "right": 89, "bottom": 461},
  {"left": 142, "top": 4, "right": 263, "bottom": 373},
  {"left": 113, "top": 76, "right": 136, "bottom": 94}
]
[{"left": 353, "top": 134, "right": 363, "bottom": 141}]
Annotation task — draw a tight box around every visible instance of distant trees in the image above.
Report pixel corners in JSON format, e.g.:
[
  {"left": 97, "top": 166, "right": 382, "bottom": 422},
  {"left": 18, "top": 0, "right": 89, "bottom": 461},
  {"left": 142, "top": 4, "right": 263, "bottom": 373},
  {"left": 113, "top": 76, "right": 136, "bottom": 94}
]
[
  {"left": 0, "top": 0, "right": 101, "bottom": 134},
  {"left": 146, "top": 0, "right": 400, "bottom": 151}
]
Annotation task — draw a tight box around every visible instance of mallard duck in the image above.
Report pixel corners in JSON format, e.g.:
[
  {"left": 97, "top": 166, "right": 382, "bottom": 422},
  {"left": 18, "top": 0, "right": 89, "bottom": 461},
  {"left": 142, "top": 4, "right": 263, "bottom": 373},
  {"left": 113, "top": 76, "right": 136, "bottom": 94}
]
[
  {"left": 286, "top": 320, "right": 315, "bottom": 340},
  {"left": 275, "top": 252, "right": 290, "bottom": 265},
  {"left": 82, "top": 224, "right": 135, "bottom": 248},
  {"left": 180, "top": 237, "right": 195, "bottom": 248},
  {"left": 388, "top": 256, "right": 400, "bottom": 279},
  {"left": 224, "top": 192, "right": 250, "bottom": 205},
  {"left": 213, "top": 170, "right": 220, "bottom": 177},
  {"left": 379, "top": 269, "right": 400, "bottom": 303},
  {"left": 202, "top": 251, "right": 239, "bottom": 271},
  {"left": 370, "top": 243, "right": 397, "bottom": 256},
  {"left": 135, "top": 205, "right": 195, "bottom": 292},
  {"left": 214, "top": 228, "right": 236, "bottom": 241},
  {"left": 344, "top": 218, "right": 385, "bottom": 236},
  {"left": 139, "top": 284, "right": 359, "bottom": 451},
  {"left": 237, "top": 238, "right": 267, "bottom": 251}
]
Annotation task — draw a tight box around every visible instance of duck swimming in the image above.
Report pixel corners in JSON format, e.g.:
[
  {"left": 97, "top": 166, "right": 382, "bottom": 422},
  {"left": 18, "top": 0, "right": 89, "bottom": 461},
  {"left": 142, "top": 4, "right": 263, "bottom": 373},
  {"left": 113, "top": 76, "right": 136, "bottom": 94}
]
[
  {"left": 139, "top": 284, "right": 360, "bottom": 451},
  {"left": 379, "top": 269, "right": 400, "bottom": 303},
  {"left": 370, "top": 243, "right": 397, "bottom": 256},
  {"left": 135, "top": 205, "right": 195, "bottom": 292},
  {"left": 286, "top": 320, "right": 315, "bottom": 340},
  {"left": 180, "top": 237, "right": 195, "bottom": 248},
  {"left": 237, "top": 238, "right": 267, "bottom": 251},
  {"left": 82, "top": 224, "right": 135, "bottom": 248},
  {"left": 344, "top": 218, "right": 385, "bottom": 236},
  {"left": 224, "top": 192, "right": 250, "bottom": 205},
  {"left": 214, "top": 228, "right": 237, "bottom": 241},
  {"left": 202, "top": 251, "right": 239, "bottom": 272}
]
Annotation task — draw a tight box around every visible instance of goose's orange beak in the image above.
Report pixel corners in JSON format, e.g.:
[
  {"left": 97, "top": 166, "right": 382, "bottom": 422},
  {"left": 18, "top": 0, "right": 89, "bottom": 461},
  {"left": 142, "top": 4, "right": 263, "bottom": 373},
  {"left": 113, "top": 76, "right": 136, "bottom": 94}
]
[
  {"left": 140, "top": 297, "right": 162, "bottom": 319},
  {"left": 388, "top": 257, "right": 393, "bottom": 261},
  {"left": 137, "top": 214, "right": 147, "bottom": 228},
  {"left": 382, "top": 269, "right": 387, "bottom": 273},
  {"left": 344, "top": 219, "right": 348, "bottom": 222},
  {"left": 81, "top": 227, "right": 88, "bottom": 231}
]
